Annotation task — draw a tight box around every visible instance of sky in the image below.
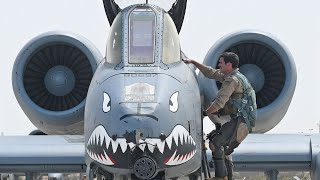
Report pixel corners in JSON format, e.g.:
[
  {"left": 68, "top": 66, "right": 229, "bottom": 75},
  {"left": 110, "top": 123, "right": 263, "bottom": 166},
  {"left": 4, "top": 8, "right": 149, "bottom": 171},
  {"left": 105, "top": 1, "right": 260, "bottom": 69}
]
[{"left": 0, "top": 0, "right": 320, "bottom": 135}]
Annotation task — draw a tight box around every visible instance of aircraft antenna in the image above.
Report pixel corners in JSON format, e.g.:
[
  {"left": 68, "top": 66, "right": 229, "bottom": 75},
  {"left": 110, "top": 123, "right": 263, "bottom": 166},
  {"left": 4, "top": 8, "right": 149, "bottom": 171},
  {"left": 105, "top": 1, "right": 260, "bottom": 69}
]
[{"left": 146, "top": 0, "right": 148, "bottom": 4}]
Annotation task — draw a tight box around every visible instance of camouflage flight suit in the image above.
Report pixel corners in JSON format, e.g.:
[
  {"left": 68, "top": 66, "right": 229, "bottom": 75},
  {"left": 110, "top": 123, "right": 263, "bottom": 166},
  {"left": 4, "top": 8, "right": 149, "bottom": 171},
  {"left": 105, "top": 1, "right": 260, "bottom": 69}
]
[{"left": 202, "top": 66, "right": 250, "bottom": 180}]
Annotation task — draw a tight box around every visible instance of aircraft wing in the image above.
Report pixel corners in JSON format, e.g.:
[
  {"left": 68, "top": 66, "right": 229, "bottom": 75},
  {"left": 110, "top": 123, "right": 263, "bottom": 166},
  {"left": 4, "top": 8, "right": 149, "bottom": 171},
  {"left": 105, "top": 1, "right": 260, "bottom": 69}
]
[
  {"left": 0, "top": 135, "right": 85, "bottom": 173},
  {"left": 205, "top": 134, "right": 320, "bottom": 172},
  {"left": 1, "top": 134, "right": 320, "bottom": 176}
]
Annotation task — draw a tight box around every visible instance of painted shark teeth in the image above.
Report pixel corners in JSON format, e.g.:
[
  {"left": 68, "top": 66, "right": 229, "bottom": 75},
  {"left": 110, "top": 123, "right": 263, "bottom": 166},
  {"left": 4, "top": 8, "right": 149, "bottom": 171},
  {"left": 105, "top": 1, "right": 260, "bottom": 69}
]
[
  {"left": 87, "top": 125, "right": 128, "bottom": 154},
  {"left": 165, "top": 125, "right": 196, "bottom": 151},
  {"left": 165, "top": 150, "right": 196, "bottom": 166},
  {"left": 86, "top": 125, "right": 125, "bottom": 165},
  {"left": 90, "top": 149, "right": 115, "bottom": 165},
  {"left": 86, "top": 128, "right": 114, "bottom": 165},
  {"left": 86, "top": 125, "right": 196, "bottom": 166},
  {"left": 163, "top": 125, "right": 196, "bottom": 166}
]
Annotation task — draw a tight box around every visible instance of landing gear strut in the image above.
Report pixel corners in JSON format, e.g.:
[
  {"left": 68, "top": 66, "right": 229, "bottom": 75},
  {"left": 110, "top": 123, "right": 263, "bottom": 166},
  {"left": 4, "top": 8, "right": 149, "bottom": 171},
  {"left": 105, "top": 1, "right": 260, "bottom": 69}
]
[{"left": 86, "top": 165, "right": 96, "bottom": 180}]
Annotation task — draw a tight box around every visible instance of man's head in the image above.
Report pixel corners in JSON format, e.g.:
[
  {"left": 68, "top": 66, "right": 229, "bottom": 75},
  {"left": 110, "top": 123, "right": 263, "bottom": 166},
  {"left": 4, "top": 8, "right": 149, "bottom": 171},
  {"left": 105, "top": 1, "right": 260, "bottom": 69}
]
[{"left": 218, "top": 52, "right": 239, "bottom": 74}]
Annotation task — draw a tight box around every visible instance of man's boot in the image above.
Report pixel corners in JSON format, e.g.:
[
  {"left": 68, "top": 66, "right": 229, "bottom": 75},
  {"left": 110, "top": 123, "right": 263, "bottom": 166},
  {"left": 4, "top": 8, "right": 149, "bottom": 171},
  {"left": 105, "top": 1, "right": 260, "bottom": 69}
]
[
  {"left": 206, "top": 159, "right": 228, "bottom": 180},
  {"left": 225, "top": 155, "right": 234, "bottom": 180}
]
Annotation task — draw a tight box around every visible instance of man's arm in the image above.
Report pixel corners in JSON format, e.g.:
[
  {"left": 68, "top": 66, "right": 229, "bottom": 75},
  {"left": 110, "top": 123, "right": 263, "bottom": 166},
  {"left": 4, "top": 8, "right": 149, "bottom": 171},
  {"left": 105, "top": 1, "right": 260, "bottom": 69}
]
[
  {"left": 183, "top": 59, "right": 224, "bottom": 82},
  {"left": 182, "top": 59, "right": 209, "bottom": 73}
]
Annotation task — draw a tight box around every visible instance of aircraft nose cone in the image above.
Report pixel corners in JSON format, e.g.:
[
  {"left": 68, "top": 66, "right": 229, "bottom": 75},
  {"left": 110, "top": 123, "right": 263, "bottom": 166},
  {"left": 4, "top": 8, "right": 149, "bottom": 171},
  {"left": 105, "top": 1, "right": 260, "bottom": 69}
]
[{"left": 133, "top": 156, "right": 157, "bottom": 179}]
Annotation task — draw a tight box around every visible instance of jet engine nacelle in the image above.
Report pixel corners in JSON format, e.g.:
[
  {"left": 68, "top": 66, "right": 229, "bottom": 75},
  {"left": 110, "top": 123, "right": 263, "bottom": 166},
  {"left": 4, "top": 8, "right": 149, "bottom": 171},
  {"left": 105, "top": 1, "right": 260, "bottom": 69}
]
[
  {"left": 198, "top": 30, "right": 296, "bottom": 133},
  {"left": 12, "top": 31, "right": 102, "bottom": 135}
]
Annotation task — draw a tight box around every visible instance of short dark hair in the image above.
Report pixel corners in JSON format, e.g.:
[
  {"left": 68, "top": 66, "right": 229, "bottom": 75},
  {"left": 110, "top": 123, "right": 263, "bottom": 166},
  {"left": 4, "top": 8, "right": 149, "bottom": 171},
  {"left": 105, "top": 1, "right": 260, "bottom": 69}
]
[{"left": 220, "top": 52, "right": 239, "bottom": 68}]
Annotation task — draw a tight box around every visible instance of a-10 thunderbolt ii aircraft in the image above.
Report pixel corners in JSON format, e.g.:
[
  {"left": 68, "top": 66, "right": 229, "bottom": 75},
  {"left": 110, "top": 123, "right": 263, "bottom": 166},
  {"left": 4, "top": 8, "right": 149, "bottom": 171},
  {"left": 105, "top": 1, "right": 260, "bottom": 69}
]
[{"left": 11, "top": 0, "right": 296, "bottom": 179}]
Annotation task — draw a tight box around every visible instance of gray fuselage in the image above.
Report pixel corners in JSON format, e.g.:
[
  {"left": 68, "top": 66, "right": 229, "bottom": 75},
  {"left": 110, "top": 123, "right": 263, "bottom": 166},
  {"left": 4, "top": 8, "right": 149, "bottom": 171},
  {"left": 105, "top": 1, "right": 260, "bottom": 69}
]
[{"left": 84, "top": 4, "right": 202, "bottom": 179}]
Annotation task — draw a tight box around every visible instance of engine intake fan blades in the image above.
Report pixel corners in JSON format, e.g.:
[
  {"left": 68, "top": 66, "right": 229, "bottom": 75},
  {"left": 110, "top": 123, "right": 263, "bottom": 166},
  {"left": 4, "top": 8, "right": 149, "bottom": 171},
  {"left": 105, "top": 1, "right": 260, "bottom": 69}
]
[
  {"left": 13, "top": 31, "right": 102, "bottom": 134},
  {"left": 24, "top": 44, "right": 93, "bottom": 111}
]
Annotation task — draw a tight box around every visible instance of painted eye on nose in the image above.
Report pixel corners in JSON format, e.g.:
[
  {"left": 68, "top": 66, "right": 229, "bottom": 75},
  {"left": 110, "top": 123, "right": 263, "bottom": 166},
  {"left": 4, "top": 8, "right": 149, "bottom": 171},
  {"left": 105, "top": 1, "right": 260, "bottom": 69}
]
[
  {"left": 169, "top": 92, "right": 179, "bottom": 112},
  {"left": 103, "top": 92, "right": 111, "bottom": 113}
]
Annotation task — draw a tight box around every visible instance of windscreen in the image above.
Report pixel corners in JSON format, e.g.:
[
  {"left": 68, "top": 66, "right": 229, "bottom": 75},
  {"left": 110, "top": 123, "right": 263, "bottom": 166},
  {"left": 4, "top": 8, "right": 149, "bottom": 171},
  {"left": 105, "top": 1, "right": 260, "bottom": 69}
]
[
  {"left": 129, "top": 7, "right": 156, "bottom": 64},
  {"left": 162, "top": 13, "right": 180, "bottom": 64},
  {"left": 106, "top": 12, "right": 122, "bottom": 64}
]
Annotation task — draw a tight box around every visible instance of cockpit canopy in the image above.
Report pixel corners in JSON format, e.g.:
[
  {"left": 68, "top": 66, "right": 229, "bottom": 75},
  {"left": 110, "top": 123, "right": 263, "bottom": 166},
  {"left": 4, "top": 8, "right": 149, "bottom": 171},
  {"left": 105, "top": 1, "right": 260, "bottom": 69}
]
[
  {"left": 106, "top": 12, "right": 122, "bottom": 64},
  {"left": 106, "top": 5, "right": 181, "bottom": 66},
  {"left": 129, "top": 7, "right": 156, "bottom": 64}
]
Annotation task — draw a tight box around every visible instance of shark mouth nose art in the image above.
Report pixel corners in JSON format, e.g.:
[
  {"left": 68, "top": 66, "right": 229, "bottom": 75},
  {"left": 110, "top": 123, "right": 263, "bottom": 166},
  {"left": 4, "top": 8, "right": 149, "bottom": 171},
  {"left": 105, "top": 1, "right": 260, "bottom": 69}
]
[{"left": 86, "top": 125, "right": 196, "bottom": 166}]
